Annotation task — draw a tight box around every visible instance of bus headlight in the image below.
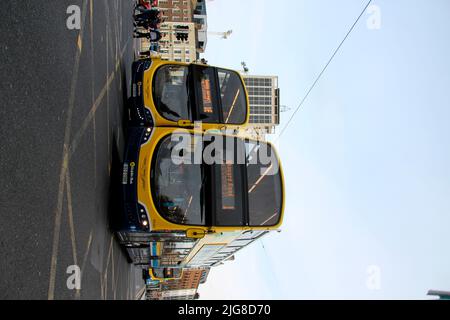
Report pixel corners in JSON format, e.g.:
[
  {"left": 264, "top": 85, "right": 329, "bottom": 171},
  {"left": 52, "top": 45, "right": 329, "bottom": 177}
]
[{"left": 137, "top": 203, "right": 150, "bottom": 229}]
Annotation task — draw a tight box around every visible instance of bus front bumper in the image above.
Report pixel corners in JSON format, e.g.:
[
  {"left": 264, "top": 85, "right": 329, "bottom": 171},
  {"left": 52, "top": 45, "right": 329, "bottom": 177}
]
[{"left": 118, "top": 126, "right": 153, "bottom": 234}]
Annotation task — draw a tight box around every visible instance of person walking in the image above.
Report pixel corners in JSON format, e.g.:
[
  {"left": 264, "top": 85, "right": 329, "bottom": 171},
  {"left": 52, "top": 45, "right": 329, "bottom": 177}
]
[
  {"left": 134, "top": 17, "right": 164, "bottom": 30},
  {"left": 133, "top": 29, "right": 163, "bottom": 42},
  {"left": 134, "top": 7, "right": 161, "bottom": 22}
]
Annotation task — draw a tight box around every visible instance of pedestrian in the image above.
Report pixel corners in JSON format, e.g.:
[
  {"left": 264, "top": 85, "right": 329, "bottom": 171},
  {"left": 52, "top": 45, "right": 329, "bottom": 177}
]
[
  {"left": 135, "top": 0, "right": 151, "bottom": 11},
  {"left": 134, "top": 7, "right": 162, "bottom": 19},
  {"left": 133, "top": 29, "right": 163, "bottom": 42},
  {"left": 134, "top": 8, "right": 161, "bottom": 22},
  {"left": 134, "top": 17, "right": 164, "bottom": 30}
]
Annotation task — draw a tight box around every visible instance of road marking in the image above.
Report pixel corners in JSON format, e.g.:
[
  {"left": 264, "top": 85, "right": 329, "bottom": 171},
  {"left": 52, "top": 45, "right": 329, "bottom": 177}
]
[
  {"left": 69, "top": 71, "right": 114, "bottom": 158},
  {"left": 135, "top": 286, "right": 146, "bottom": 300},
  {"left": 48, "top": 0, "right": 131, "bottom": 301},
  {"left": 69, "top": 39, "right": 130, "bottom": 158},
  {"left": 102, "top": 235, "right": 114, "bottom": 300},
  {"left": 77, "top": 35, "right": 82, "bottom": 52},
  {"left": 90, "top": 0, "right": 93, "bottom": 27},
  {"left": 48, "top": 151, "right": 69, "bottom": 300},
  {"left": 66, "top": 169, "right": 81, "bottom": 299},
  {"left": 90, "top": 0, "right": 97, "bottom": 189},
  {"left": 106, "top": 22, "right": 111, "bottom": 162},
  {"left": 100, "top": 271, "right": 105, "bottom": 300},
  {"left": 113, "top": 249, "right": 121, "bottom": 300},
  {"left": 65, "top": 170, "right": 78, "bottom": 266},
  {"left": 80, "top": 230, "right": 93, "bottom": 278},
  {"left": 48, "top": 0, "right": 88, "bottom": 300},
  {"left": 111, "top": 244, "right": 115, "bottom": 297},
  {"left": 114, "top": 0, "right": 120, "bottom": 63}
]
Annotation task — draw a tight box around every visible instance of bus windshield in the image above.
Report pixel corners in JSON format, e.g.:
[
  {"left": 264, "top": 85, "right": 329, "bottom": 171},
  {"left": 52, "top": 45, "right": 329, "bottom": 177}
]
[
  {"left": 153, "top": 64, "right": 248, "bottom": 124},
  {"left": 152, "top": 136, "right": 207, "bottom": 226},
  {"left": 152, "top": 65, "right": 191, "bottom": 122},
  {"left": 152, "top": 135, "right": 282, "bottom": 227}
]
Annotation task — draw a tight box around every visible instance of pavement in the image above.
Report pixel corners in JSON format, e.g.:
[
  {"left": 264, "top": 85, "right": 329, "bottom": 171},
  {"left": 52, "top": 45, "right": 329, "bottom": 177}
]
[{"left": 0, "top": 0, "right": 145, "bottom": 299}]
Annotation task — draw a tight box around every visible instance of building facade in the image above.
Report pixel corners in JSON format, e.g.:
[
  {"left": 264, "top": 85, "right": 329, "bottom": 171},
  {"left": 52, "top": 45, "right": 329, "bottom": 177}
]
[
  {"left": 192, "top": 0, "right": 207, "bottom": 54},
  {"left": 139, "top": 0, "right": 207, "bottom": 62},
  {"left": 242, "top": 75, "right": 280, "bottom": 140},
  {"left": 146, "top": 268, "right": 210, "bottom": 300},
  {"left": 157, "top": 0, "right": 195, "bottom": 23},
  {"left": 159, "top": 22, "right": 197, "bottom": 62}
]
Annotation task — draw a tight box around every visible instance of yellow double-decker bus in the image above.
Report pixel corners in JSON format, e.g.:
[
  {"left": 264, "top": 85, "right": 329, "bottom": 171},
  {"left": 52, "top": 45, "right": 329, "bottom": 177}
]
[
  {"left": 129, "top": 57, "right": 249, "bottom": 130},
  {"left": 116, "top": 126, "right": 284, "bottom": 269}
]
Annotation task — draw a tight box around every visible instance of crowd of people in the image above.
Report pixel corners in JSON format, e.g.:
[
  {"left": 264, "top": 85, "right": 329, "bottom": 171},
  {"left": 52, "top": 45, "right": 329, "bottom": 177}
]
[{"left": 133, "top": 0, "right": 165, "bottom": 52}]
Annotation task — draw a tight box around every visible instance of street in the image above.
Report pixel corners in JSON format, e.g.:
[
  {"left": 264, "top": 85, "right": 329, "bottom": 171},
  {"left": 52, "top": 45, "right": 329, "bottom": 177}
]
[{"left": 0, "top": 0, "right": 144, "bottom": 299}]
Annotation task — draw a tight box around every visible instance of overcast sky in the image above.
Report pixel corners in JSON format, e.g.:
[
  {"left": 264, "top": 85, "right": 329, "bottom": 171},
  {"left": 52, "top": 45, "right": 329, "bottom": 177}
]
[{"left": 199, "top": 0, "right": 450, "bottom": 299}]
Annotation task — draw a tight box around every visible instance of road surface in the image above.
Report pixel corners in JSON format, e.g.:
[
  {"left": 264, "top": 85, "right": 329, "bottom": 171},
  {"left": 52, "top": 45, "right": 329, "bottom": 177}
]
[{"left": 0, "top": 0, "right": 144, "bottom": 299}]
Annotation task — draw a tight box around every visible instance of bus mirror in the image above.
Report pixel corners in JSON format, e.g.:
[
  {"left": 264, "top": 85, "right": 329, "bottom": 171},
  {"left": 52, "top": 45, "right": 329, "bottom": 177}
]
[
  {"left": 177, "top": 119, "right": 194, "bottom": 128},
  {"left": 186, "top": 229, "right": 206, "bottom": 239}
]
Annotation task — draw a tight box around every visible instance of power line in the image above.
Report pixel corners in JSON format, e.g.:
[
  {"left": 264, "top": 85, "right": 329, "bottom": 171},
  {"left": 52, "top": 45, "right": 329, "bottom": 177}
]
[{"left": 276, "top": 0, "right": 373, "bottom": 140}]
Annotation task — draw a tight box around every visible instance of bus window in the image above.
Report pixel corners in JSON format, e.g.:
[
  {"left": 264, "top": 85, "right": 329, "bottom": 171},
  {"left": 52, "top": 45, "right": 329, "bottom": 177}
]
[
  {"left": 213, "top": 161, "right": 245, "bottom": 226},
  {"left": 209, "top": 136, "right": 246, "bottom": 227},
  {"left": 153, "top": 65, "right": 190, "bottom": 122},
  {"left": 153, "top": 136, "right": 206, "bottom": 226},
  {"left": 245, "top": 141, "right": 282, "bottom": 227},
  {"left": 217, "top": 69, "right": 247, "bottom": 124},
  {"left": 191, "top": 65, "right": 220, "bottom": 123}
]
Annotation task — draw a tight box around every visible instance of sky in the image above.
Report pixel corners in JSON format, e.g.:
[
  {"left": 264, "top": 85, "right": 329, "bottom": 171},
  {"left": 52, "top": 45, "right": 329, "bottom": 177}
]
[{"left": 198, "top": 0, "right": 450, "bottom": 299}]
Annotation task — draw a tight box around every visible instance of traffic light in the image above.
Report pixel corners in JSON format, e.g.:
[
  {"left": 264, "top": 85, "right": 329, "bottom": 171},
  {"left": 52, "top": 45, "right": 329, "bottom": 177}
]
[
  {"left": 175, "top": 25, "right": 189, "bottom": 42},
  {"left": 175, "top": 32, "right": 189, "bottom": 42}
]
